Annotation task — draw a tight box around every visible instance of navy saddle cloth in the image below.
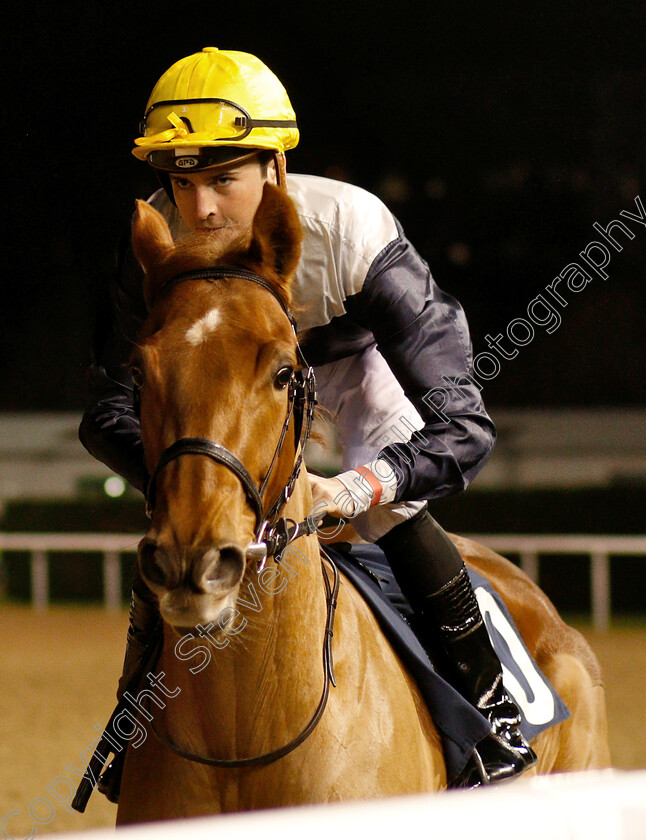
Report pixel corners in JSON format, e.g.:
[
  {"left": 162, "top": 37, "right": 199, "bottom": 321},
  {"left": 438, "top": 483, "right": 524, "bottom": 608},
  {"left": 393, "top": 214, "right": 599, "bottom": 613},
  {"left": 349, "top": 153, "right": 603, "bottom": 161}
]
[{"left": 322, "top": 541, "right": 570, "bottom": 783}]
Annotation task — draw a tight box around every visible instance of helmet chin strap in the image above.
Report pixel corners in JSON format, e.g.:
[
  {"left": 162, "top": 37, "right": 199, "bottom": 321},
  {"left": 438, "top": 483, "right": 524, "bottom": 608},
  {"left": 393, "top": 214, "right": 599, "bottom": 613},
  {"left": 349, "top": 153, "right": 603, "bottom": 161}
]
[
  {"left": 274, "top": 152, "right": 288, "bottom": 189},
  {"left": 155, "top": 169, "right": 176, "bottom": 206}
]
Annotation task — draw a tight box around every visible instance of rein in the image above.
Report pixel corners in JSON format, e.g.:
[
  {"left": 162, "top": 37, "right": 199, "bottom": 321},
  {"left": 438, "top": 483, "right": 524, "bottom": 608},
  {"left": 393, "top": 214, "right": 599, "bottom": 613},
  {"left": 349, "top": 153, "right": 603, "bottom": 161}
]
[
  {"left": 149, "top": 552, "right": 339, "bottom": 769},
  {"left": 143, "top": 265, "right": 337, "bottom": 769}
]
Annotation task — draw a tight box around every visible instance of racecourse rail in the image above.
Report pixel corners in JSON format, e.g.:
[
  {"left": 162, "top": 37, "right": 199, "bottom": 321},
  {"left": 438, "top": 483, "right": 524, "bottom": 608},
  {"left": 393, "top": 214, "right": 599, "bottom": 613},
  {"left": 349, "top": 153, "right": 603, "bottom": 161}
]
[
  {"left": 27, "top": 770, "right": 646, "bottom": 840},
  {"left": 1, "top": 531, "right": 645, "bottom": 630}
]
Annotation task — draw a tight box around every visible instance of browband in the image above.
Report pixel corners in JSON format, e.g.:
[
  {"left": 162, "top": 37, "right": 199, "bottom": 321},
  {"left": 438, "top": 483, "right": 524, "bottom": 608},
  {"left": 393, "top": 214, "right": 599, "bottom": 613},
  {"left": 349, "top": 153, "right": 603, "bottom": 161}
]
[{"left": 160, "top": 266, "right": 297, "bottom": 330}]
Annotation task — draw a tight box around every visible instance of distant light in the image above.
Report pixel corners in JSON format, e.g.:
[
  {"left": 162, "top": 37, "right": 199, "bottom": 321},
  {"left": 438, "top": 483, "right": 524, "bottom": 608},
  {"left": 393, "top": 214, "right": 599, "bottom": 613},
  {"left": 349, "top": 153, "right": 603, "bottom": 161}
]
[
  {"left": 447, "top": 242, "right": 471, "bottom": 266},
  {"left": 104, "top": 476, "right": 126, "bottom": 498},
  {"left": 377, "top": 173, "right": 411, "bottom": 203},
  {"left": 425, "top": 177, "right": 447, "bottom": 200}
]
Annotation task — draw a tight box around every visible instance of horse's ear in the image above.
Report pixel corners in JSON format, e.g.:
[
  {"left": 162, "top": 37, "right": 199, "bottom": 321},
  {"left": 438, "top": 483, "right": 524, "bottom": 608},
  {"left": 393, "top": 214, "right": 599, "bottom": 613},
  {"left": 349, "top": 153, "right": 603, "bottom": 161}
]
[
  {"left": 248, "top": 183, "right": 302, "bottom": 290},
  {"left": 131, "top": 200, "right": 175, "bottom": 308}
]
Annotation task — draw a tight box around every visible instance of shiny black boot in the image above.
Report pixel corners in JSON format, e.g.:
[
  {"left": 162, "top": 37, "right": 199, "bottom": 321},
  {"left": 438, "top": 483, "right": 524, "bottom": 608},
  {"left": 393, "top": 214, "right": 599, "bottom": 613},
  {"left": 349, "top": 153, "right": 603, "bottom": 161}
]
[
  {"left": 97, "top": 581, "right": 160, "bottom": 803},
  {"left": 116, "top": 581, "right": 160, "bottom": 700},
  {"left": 377, "top": 508, "right": 537, "bottom": 788},
  {"left": 423, "top": 566, "right": 537, "bottom": 787}
]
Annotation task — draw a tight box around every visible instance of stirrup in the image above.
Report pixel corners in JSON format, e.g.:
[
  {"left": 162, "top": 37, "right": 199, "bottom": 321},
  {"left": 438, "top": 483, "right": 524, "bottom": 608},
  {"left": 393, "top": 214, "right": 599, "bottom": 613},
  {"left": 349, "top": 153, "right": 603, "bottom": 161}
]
[
  {"left": 451, "top": 728, "right": 538, "bottom": 789},
  {"left": 97, "top": 751, "right": 125, "bottom": 804}
]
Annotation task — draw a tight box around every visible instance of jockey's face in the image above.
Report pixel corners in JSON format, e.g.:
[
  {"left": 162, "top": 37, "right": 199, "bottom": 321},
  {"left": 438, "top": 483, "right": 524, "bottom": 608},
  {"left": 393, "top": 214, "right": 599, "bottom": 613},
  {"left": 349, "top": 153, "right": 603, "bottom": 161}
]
[{"left": 169, "top": 155, "right": 277, "bottom": 246}]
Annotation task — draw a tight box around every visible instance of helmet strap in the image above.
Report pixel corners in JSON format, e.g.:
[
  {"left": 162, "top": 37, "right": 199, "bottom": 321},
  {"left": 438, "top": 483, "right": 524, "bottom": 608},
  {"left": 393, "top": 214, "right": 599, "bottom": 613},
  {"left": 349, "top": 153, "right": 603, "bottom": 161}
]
[
  {"left": 155, "top": 169, "right": 177, "bottom": 206},
  {"left": 274, "top": 152, "right": 288, "bottom": 189}
]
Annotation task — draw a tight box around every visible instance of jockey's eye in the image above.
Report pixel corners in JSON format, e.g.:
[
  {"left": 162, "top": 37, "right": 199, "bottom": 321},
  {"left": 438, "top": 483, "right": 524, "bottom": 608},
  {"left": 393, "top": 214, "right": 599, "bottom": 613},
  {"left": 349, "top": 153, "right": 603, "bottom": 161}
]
[
  {"left": 274, "top": 366, "right": 294, "bottom": 390},
  {"left": 130, "top": 366, "right": 145, "bottom": 389},
  {"left": 170, "top": 176, "right": 191, "bottom": 190}
]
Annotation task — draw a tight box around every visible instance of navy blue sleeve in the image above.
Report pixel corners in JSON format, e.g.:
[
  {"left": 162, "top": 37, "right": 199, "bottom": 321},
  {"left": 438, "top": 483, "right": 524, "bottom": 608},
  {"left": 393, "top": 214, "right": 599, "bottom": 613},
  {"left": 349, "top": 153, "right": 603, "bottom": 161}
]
[
  {"left": 345, "top": 225, "right": 496, "bottom": 503},
  {"left": 78, "top": 236, "right": 149, "bottom": 494}
]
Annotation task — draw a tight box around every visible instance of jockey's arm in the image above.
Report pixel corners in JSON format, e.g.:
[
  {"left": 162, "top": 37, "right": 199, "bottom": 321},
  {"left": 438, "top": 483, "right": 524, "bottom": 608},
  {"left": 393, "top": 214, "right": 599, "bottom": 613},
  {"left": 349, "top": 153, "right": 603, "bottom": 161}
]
[
  {"left": 313, "top": 223, "right": 496, "bottom": 513},
  {"left": 78, "top": 236, "right": 149, "bottom": 494}
]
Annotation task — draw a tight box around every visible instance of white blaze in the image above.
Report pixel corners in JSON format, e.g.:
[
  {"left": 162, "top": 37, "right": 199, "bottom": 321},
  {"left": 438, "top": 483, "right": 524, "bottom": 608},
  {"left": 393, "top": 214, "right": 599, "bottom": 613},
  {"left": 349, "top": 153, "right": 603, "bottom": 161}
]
[{"left": 186, "top": 308, "right": 222, "bottom": 346}]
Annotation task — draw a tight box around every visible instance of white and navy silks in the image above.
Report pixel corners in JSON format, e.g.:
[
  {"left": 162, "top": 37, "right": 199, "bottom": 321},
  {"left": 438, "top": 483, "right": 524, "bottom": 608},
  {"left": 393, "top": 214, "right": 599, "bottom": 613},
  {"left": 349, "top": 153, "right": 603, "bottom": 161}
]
[{"left": 79, "top": 173, "right": 495, "bottom": 540}]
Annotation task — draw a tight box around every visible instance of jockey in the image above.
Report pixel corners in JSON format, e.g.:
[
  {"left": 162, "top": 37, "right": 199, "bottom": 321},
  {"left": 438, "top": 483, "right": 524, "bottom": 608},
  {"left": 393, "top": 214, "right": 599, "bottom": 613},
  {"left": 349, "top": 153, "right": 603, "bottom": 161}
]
[{"left": 80, "top": 47, "right": 537, "bottom": 791}]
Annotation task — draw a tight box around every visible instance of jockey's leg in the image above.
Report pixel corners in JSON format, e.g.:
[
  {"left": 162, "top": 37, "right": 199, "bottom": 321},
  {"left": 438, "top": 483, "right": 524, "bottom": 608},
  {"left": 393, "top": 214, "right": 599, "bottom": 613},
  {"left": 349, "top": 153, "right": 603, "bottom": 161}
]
[
  {"left": 97, "top": 569, "right": 159, "bottom": 802},
  {"left": 117, "top": 571, "right": 160, "bottom": 698},
  {"left": 375, "top": 506, "right": 537, "bottom": 788},
  {"left": 314, "top": 345, "right": 536, "bottom": 787}
]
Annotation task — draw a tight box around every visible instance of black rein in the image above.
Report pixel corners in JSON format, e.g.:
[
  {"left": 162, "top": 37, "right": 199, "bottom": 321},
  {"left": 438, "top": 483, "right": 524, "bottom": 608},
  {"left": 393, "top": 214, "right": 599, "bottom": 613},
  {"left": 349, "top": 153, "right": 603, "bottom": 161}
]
[{"left": 148, "top": 551, "right": 339, "bottom": 769}]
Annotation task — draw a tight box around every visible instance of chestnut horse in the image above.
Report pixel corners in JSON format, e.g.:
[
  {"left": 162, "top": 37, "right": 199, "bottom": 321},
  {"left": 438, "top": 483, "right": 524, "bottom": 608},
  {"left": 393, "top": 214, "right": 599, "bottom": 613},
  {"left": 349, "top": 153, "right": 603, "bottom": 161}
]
[{"left": 116, "top": 185, "right": 609, "bottom": 824}]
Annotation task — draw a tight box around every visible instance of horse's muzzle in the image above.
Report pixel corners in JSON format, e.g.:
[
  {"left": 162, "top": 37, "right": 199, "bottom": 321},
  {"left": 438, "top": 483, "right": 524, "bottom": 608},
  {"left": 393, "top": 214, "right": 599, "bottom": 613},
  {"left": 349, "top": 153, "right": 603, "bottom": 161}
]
[{"left": 138, "top": 537, "right": 246, "bottom": 596}]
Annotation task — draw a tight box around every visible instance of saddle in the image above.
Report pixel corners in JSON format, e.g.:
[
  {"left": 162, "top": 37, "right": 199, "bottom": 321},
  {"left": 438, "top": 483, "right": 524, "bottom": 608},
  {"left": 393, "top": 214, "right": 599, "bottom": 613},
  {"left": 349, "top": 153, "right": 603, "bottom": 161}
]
[{"left": 325, "top": 542, "right": 570, "bottom": 757}]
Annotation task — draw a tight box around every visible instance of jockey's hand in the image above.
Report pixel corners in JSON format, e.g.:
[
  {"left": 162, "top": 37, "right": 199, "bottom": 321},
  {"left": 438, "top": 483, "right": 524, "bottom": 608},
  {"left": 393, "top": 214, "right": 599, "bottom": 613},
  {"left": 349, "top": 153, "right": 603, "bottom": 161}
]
[{"left": 307, "top": 472, "right": 352, "bottom": 521}]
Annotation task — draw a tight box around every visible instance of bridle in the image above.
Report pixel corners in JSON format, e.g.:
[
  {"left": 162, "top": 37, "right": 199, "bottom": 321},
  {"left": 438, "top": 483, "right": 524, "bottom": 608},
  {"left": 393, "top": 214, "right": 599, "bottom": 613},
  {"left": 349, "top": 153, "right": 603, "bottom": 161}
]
[
  {"left": 73, "top": 266, "right": 340, "bottom": 812},
  {"left": 141, "top": 265, "right": 339, "bottom": 769},
  {"left": 144, "top": 266, "right": 320, "bottom": 569}
]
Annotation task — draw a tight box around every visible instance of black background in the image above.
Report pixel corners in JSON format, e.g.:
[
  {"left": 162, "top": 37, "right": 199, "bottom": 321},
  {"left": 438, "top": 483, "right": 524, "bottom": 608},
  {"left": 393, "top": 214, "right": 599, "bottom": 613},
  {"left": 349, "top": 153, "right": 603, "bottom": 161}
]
[{"left": 3, "top": 1, "right": 644, "bottom": 411}]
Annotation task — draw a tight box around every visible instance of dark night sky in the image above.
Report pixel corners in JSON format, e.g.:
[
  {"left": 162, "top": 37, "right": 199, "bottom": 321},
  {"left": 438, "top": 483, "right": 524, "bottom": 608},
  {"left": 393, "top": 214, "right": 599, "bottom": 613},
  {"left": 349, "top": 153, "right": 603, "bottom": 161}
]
[{"left": 2, "top": 1, "right": 644, "bottom": 411}]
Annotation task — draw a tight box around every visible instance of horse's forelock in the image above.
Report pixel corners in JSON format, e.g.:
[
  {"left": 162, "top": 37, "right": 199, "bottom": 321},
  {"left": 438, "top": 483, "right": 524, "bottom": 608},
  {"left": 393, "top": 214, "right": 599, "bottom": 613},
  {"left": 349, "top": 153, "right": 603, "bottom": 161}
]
[
  {"left": 146, "top": 238, "right": 296, "bottom": 316},
  {"left": 152, "top": 233, "right": 252, "bottom": 290}
]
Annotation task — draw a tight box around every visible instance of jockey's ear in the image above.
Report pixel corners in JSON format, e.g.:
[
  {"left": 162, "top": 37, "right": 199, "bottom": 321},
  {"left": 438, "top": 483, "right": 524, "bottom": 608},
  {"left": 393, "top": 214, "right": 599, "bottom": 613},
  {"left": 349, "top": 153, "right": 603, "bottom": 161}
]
[
  {"left": 131, "top": 200, "right": 174, "bottom": 308},
  {"left": 248, "top": 183, "right": 302, "bottom": 297}
]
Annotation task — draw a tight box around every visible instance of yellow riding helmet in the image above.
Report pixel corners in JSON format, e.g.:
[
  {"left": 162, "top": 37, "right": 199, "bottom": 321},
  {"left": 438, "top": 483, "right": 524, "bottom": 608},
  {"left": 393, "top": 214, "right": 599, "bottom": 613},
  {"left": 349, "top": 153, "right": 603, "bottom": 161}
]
[{"left": 132, "top": 47, "right": 299, "bottom": 171}]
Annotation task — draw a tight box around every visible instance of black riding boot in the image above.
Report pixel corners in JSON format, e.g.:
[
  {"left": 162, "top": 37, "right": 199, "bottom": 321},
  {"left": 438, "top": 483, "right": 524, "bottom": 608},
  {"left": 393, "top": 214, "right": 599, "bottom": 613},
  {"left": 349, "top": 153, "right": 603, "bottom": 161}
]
[
  {"left": 97, "top": 574, "right": 160, "bottom": 803},
  {"left": 376, "top": 506, "right": 537, "bottom": 788},
  {"left": 422, "top": 565, "right": 538, "bottom": 787}
]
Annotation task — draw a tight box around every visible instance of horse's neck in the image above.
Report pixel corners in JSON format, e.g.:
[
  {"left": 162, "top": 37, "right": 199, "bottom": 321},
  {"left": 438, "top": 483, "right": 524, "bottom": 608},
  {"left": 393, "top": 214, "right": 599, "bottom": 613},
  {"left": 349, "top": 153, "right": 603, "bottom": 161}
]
[{"left": 158, "top": 470, "right": 326, "bottom": 752}]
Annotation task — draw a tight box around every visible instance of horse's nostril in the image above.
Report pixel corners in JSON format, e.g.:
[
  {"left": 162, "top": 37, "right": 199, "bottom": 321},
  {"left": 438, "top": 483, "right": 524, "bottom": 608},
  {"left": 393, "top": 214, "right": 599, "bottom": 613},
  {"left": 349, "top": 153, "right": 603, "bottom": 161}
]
[
  {"left": 216, "top": 546, "right": 245, "bottom": 578},
  {"left": 139, "top": 541, "right": 172, "bottom": 588},
  {"left": 195, "top": 545, "right": 245, "bottom": 594}
]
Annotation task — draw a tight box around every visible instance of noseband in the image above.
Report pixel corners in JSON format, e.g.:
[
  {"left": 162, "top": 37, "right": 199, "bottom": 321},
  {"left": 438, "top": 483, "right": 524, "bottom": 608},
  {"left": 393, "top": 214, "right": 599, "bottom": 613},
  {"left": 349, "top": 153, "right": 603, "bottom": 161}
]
[{"left": 143, "top": 266, "right": 319, "bottom": 567}]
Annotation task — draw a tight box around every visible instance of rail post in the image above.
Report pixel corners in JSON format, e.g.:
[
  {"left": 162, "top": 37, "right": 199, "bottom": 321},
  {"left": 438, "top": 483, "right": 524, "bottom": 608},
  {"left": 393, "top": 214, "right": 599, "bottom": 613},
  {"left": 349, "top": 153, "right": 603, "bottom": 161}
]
[
  {"left": 590, "top": 550, "right": 610, "bottom": 632},
  {"left": 103, "top": 550, "right": 122, "bottom": 611},
  {"left": 30, "top": 550, "right": 48, "bottom": 610},
  {"left": 520, "top": 550, "right": 539, "bottom": 582}
]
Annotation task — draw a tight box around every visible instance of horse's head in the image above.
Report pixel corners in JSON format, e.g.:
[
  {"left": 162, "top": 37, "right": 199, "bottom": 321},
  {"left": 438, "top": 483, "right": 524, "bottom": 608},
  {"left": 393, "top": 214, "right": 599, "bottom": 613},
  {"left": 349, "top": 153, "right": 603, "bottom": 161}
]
[{"left": 130, "top": 183, "right": 305, "bottom": 631}]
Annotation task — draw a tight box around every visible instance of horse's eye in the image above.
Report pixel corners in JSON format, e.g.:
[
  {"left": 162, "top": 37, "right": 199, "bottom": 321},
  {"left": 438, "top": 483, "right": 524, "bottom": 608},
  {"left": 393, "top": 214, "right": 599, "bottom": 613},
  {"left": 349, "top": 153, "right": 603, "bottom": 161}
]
[
  {"left": 130, "top": 366, "right": 145, "bottom": 389},
  {"left": 274, "top": 366, "right": 294, "bottom": 390}
]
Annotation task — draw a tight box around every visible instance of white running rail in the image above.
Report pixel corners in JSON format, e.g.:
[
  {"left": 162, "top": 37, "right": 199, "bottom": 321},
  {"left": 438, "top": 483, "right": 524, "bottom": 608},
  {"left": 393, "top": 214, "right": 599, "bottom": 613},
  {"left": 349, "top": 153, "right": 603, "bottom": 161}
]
[
  {"left": 26, "top": 770, "right": 646, "bottom": 840},
  {"left": 1, "top": 532, "right": 646, "bottom": 630},
  {"left": 0, "top": 532, "right": 140, "bottom": 612},
  {"left": 467, "top": 533, "right": 646, "bottom": 631}
]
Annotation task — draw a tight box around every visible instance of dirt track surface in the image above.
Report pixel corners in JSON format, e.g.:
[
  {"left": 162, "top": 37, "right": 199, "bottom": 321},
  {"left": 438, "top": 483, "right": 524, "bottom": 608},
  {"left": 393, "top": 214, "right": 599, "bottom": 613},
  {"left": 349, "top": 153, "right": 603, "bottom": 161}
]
[{"left": 0, "top": 606, "right": 644, "bottom": 835}]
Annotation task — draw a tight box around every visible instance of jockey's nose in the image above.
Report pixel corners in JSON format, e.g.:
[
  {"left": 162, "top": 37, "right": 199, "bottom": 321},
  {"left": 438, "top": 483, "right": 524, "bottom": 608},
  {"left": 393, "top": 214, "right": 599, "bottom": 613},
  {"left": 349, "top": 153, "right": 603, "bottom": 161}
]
[{"left": 194, "top": 185, "right": 220, "bottom": 224}]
